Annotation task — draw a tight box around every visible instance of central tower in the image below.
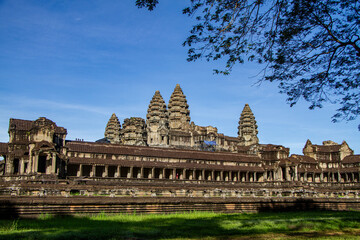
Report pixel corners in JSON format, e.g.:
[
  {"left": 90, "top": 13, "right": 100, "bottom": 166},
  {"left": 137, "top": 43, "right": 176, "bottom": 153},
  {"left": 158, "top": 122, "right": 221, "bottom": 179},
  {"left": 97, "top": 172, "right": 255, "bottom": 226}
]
[
  {"left": 238, "top": 104, "right": 259, "bottom": 146},
  {"left": 146, "top": 90, "right": 169, "bottom": 146},
  {"left": 168, "top": 84, "right": 190, "bottom": 131}
]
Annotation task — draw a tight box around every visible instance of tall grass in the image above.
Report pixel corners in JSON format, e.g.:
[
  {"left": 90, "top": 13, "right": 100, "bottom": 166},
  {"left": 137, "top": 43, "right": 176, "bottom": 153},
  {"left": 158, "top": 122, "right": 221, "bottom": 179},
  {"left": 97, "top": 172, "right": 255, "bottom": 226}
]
[{"left": 0, "top": 211, "right": 359, "bottom": 240}]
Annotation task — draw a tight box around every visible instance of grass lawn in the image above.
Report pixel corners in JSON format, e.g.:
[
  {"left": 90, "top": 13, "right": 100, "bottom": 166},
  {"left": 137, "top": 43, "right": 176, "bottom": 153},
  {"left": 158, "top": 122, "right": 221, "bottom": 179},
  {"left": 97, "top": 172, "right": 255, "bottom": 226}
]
[{"left": 0, "top": 211, "right": 360, "bottom": 240}]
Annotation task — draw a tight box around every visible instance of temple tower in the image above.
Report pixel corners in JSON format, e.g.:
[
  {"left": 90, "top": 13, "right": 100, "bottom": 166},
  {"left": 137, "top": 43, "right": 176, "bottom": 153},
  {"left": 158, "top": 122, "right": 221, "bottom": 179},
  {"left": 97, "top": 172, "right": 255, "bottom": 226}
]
[
  {"left": 146, "top": 90, "right": 169, "bottom": 146},
  {"left": 104, "top": 113, "right": 121, "bottom": 144},
  {"left": 122, "top": 117, "right": 147, "bottom": 146},
  {"left": 168, "top": 84, "right": 190, "bottom": 131},
  {"left": 238, "top": 104, "right": 259, "bottom": 146}
]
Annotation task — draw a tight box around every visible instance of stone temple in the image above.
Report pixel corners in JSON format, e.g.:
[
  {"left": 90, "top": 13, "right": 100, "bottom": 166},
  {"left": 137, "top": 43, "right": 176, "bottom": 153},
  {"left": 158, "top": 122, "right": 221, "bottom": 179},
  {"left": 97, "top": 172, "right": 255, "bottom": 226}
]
[
  {"left": 98, "top": 84, "right": 258, "bottom": 152},
  {"left": 0, "top": 84, "right": 359, "bottom": 217}
]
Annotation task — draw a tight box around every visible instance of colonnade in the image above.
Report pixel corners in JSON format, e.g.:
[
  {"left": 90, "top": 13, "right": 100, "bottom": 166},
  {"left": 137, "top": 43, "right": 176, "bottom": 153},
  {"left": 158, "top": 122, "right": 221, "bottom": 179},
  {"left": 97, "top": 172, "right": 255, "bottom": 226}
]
[
  {"left": 9, "top": 152, "right": 57, "bottom": 175},
  {"left": 66, "top": 163, "right": 360, "bottom": 183},
  {"left": 68, "top": 164, "right": 265, "bottom": 182}
]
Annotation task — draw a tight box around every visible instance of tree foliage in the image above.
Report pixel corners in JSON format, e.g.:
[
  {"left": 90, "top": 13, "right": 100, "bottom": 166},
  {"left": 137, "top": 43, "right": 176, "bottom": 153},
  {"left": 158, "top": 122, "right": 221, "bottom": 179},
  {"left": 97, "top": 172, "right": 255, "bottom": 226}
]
[{"left": 136, "top": 0, "right": 360, "bottom": 129}]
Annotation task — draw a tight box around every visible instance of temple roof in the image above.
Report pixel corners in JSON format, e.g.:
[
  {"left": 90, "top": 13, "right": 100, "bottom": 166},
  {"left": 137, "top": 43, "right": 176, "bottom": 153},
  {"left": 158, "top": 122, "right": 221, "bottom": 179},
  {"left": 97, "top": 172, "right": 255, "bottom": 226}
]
[
  {"left": 9, "top": 118, "right": 67, "bottom": 134},
  {"left": 66, "top": 141, "right": 262, "bottom": 163},
  {"left": 342, "top": 155, "right": 360, "bottom": 164},
  {"left": 259, "top": 144, "right": 289, "bottom": 152},
  {"left": 311, "top": 144, "right": 342, "bottom": 153},
  {"left": 290, "top": 154, "right": 318, "bottom": 164}
]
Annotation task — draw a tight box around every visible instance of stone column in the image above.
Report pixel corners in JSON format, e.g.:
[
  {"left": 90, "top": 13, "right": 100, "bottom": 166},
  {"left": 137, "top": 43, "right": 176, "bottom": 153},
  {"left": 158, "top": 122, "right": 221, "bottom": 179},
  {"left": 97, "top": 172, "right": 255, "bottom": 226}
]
[
  {"left": 159, "top": 168, "right": 165, "bottom": 179},
  {"left": 202, "top": 169, "right": 205, "bottom": 181},
  {"left": 246, "top": 172, "right": 249, "bottom": 182},
  {"left": 183, "top": 169, "right": 186, "bottom": 180},
  {"left": 90, "top": 165, "right": 95, "bottom": 177},
  {"left": 220, "top": 171, "right": 224, "bottom": 181},
  {"left": 224, "top": 171, "right": 228, "bottom": 181},
  {"left": 229, "top": 171, "right": 232, "bottom": 181},
  {"left": 116, "top": 166, "right": 120, "bottom": 178},
  {"left": 173, "top": 168, "right": 176, "bottom": 180},
  {"left": 254, "top": 172, "right": 256, "bottom": 182},
  {"left": 152, "top": 167, "right": 155, "bottom": 179},
  {"left": 285, "top": 167, "right": 290, "bottom": 181},
  {"left": 129, "top": 166, "right": 133, "bottom": 178},
  {"left": 77, "top": 164, "right": 82, "bottom": 177},
  {"left": 34, "top": 154, "right": 39, "bottom": 173},
  {"left": 212, "top": 170, "right": 215, "bottom": 181},
  {"left": 294, "top": 166, "right": 298, "bottom": 181},
  {"left": 19, "top": 159, "right": 24, "bottom": 174},
  {"left": 104, "top": 165, "right": 108, "bottom": 177},
  {"left": 161, "top": 168, "right": 165, "bottom": 179},
  {"left": 51, "top": 153, "right": 57, "bottom": 174},
  {"left": 28, "top": 156, "right": 33, "bottom": 174},
  {"left": 140, "top": 167, "right": 144, "bottom": 178}
]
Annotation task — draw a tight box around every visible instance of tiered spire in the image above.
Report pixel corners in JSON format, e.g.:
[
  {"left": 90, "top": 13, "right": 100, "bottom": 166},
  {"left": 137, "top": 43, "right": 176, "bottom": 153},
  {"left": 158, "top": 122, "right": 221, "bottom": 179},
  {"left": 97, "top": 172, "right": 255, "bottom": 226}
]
[
  {"left": 168, "top": 84, "right": 190, "bottom": 130},
  {"left": 146, "top": 90, "right": 169, "bottom": 146},
  {"left": 104, "top": 113, "right": 121, "bottom": 144},
  {"left": 146, "top": 90, "right": 168, "bottom": 124},
  {"left": 238, "top": 104, "right": 259, "bottom": 146}
]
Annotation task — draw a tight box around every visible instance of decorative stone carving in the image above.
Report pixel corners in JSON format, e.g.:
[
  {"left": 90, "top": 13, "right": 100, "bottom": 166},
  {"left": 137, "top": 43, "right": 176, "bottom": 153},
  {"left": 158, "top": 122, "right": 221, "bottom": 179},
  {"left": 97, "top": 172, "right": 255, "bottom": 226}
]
[
  {"left": 104, "top": 113, "right": 121, "bottom": 144},
  {"left": 122, "top": 117, "right": 147, "bottom": 146},
  {"left": 238, "top": 104, "right": 259, "bottom": 146},
  {"left": 146, "top": 91, "right": 169, "bottom": 146},
  {"left": 168, "top": 84, "right": 190, "bottom": 131}
]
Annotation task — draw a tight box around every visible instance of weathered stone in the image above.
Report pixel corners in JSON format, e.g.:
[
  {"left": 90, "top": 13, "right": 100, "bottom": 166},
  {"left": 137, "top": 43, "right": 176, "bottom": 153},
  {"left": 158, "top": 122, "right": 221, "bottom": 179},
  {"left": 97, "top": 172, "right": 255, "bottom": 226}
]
[
  {"left": 122, "top": 117, "right": 147, "bottom": 146},
  {"left": 146, "top": 90, "right": 169, "bottom": 146},
  {"left": 0, "top": 84, "right": 360, "bottom": 216},
  {"left": 104, "top": 113, "right": 121, "bottom": 144},
  {"left": 168, "top": 84, "right": 190, "bottom": 130},
  {"left": 238, "top": 104, "right": 259, "bottom": 146}
]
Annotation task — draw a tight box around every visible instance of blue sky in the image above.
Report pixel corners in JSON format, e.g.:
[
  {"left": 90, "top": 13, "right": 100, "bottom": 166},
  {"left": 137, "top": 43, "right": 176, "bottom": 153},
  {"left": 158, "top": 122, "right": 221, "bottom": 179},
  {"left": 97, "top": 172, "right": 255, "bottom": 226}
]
[{"left": 0, "top": 0, "right": 358, "bottom": 155}]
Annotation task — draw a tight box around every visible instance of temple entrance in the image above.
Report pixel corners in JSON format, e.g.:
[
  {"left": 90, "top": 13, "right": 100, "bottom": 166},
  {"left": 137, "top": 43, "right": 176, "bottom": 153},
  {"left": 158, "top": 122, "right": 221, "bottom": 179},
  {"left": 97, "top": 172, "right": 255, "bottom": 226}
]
[
  {"left": 215, "top": 171, "right": 221, "bottom": 181},
  {"left": 195, "top": 170, "right": 202, "bottom": 180},
  {"left": 281, "top": 167, "right": 286, "bottom": 181},
  {"left": 67, "top": 164, "right": 79, "bottom": 176},
  {"left": 13, "top": 158, "right": 19, "bottom": 174},
  {"left": 205, "top": 170, "right": 212, "bottom": 181},
  {"left": 165, "top": 169, "right": 172, "bottom": 179},
  {"left": 121, "top": 167, "right": 129, "bottom": 178},
  {"left": 82, "top": 165, "right": 91, "bottom": 177},
  {"left": 38, "top": 155, "right": 47, "bottom": 173},
  {"left": 95, "top": 166, "right": 104, "bottom": 177},
  {"left": 108, "top": 166, "right": 117, "bottom": 177},
  {"left": 154, "top": 168, "right": 161, "bottom": 179},
  {"left": 176, "top": 169, "right": 183, "bottom": 179},
  {"left": 144, "top": 168, "right": 151, "bottom": 178},
  {"left": 133, "top": 167, "right": 141, "bottom": 178},
  {"left": 23, "top": 162, "right": 28, "bottom": 174}
]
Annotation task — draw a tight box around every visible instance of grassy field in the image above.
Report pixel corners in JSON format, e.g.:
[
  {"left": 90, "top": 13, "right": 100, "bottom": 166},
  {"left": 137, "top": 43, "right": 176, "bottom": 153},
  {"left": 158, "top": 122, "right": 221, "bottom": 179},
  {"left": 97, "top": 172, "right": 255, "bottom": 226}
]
[{"left": 0, "top": 211, "right": 360, "bottom": 240}]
